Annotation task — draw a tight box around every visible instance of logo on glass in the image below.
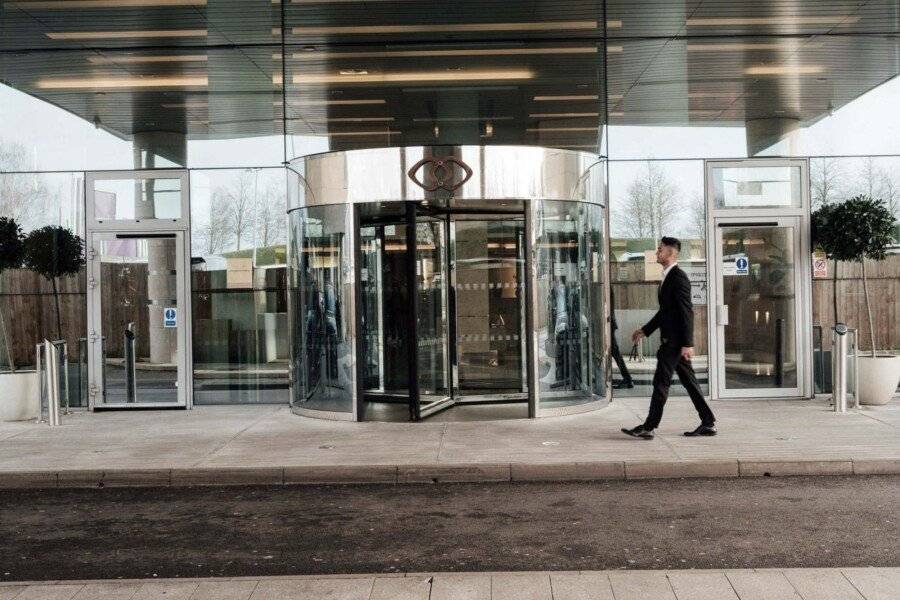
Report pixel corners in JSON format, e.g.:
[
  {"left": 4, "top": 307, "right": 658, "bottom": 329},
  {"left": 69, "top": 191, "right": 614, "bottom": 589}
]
[{"left": 407, "top": 156, "right": 473, "bottom": 193}]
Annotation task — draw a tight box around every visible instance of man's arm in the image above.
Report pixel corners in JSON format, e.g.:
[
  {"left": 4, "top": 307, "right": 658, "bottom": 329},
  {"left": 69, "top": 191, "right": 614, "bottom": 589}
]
[
  {"left": 641, "top": 311, "right": 662, "bottom": 338},
  {"left": 673, "top": 271, "right": 694, "bottom": 347}
]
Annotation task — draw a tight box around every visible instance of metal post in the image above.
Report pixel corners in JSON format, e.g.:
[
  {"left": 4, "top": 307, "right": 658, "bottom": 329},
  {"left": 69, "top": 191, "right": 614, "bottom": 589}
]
[
  {"left": 124, "top": 322, "right": 137, "bottom": 403},
  {"left": 832, "top": 324, "right": 849, "bottom": 413},
  {"left": 848, "top": 328, "right": 860, "bottom": 410},
  {"left": 60, "top": 341, "right": 70, "bottom": 415},
  {"left": 45, "top": 340, "right": 61, "bottom": 427},
  {"left": 35, "top": 343, "right": 44, "bottom": 423},
  {"left": 774, "top": 318, "right": 784, "bottom": 386}
]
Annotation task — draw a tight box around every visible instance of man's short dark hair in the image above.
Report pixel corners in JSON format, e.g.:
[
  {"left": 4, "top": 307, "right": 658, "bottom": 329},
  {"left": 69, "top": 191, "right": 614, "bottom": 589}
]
[{"left": 660, "top": 236, "right": 681, "bottom": 252}]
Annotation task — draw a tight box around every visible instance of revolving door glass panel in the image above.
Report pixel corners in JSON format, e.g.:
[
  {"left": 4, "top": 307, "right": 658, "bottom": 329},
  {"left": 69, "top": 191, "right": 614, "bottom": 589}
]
[
  {"left": 290, "top": 205, "right": 354, "bottom": 416},
  {"left": 534, "top": 200, "right": 607, "bottom": 411}
]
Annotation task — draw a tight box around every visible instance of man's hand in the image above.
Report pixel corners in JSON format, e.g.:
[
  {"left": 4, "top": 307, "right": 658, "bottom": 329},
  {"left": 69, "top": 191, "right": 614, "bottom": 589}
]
[
  {"left": 680, "top": 346, "right": 694, "bottom": 361},
  {"left": 631, "top": 329, "right": 645, "bottom": 344}
]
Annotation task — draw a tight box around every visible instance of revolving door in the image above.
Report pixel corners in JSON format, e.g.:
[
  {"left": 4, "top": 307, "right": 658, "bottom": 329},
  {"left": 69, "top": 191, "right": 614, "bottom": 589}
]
[{"left": 288, "top": 146, "right": 610, "bottom": 421}]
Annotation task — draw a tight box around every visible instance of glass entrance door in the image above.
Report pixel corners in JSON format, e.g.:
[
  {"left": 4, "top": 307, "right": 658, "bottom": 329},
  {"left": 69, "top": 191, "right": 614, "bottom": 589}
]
[
  {"left": 713, "top": 218, "right": 804, "bottom": 398},
  {"left": 87, "top": 231, "right": 188, "bottom": 407}
]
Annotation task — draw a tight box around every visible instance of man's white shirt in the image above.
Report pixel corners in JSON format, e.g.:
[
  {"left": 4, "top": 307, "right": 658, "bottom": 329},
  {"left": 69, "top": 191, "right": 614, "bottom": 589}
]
[{"left": 659, "top": 262, "right": 678, "bottom": 287}]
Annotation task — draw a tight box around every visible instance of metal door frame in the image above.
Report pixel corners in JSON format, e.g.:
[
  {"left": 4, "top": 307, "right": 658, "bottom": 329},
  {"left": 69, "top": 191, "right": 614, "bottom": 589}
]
[
  {"left": 84, "top": 170, "right": 193, "bottom": 409},
  {"left": 704, "top": 159, "right": 813, "bottom": 401}
]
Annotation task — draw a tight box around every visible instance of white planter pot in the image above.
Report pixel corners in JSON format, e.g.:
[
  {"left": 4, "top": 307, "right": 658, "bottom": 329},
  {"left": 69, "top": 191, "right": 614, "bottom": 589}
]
[
  {"left": 0, "top": 371, "right": 39, "bottom": 421},
  {"left": 858, "top": 354, "right": 900, "bottom": 406}
]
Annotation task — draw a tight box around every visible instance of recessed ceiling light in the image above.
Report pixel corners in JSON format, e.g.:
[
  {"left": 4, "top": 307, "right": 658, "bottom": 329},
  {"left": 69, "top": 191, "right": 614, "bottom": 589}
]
[
  {"left": 529, "top": 112, "right": 600, "bottom": 118},
  {"left": 745, "top": 64, "right": 825, "bottom": 75},
  {"left": 293, "top": 69, "right": 534, "bottom": 84},
  {"left": 291, "top": 21, "right": 598, "bottom": 35},
  {"left": 321, "top": 130, "right": 401, "bottom": 137},
  {"left": 161, "top": 101, "right": 209, "bottom": 108},
  {"left": 86, "top": 54, "right": 207, "bottom": 64},
  {"left": 533, "top": 95, "right": 599, "bottom": 101},
  {"left": 686, "top": 16, "right": 859, "bottom": 26},
  {"left": 46, "top": 29, "right": 207, "bottom": 40},
  {"left": 526, "top": 126, "right": 597, "bottom": 132},
  {"left": 291, "top": 47, "right": 598, "bottom": 60},
  {"left": 339, "top": 69, "right": 369, "bottom": 75},
  {"left": 292, "top": 99, "right": 387, "bottom": 106},
  {"left": 35, "top": 76, "right": 208, "bottom": 89},
  {"left": 687, "top": 42, "right": 811, "bottom": 52},
  {"left": 317, "top": 117, "right": 395, "bottom": 123},
  {"left": 8, "top": 0, "right": 204, "bottom": 7}
]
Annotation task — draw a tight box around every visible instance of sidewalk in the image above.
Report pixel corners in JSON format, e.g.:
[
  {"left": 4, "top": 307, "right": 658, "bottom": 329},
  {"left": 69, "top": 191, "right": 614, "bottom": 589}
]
[
  {"left": 0, "top": 397, "right": 897, "bottom": 488},
  {"left": 0, "top": 569, "right": 896, "bottom": 599}
]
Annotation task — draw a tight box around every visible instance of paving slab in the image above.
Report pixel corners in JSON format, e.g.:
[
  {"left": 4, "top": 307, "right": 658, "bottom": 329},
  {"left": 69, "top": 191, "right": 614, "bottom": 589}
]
[
  {"left": 666, "top": 572, "right": 739, "bottom": 600},
  {"left": 783, "top": 569, "right": 866, "bottom": 600},
  {"left": 13, "top": 586, "right": 82, "bottom": 600},
  {"left": 490, "top": 573, "right": 552, "bottom": 600},
  {"left": 188, "top": 581, "right": 257, "bottom": 600},
  {"left": 368, "top": 577, "right": 432, "bottom": 600},
  {"left": 607, "top": 571, "right": 677, "bottom": 600},
  {"left": 840, "top": 567, "right": 900, "bottom": 600},
  {"left": 131, "top": 582, "right": 199, "bottom": 600},
  {"left": 548, "top": 573, "right": 615, "bottom": 600},
  {"left": 249, "top": 578, "right": 374, "bottom": 600},
  {"left": 71, "top": 583, "right": 141, "bottom": 600},
  {"left": 429, "top": 574, "right": 490, "bottom": 600},
  {"left": 725, "top": 570, "right": 803, "bottom": 600}
]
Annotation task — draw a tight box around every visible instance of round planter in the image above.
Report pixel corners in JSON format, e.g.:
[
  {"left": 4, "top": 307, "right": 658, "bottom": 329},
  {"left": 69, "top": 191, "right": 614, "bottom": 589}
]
[
  {"left": 858, "top": 354, "right": 900, "bottom": 406},
  {"left": 0, "top": 371, "right": 39, "bottom": 421}
]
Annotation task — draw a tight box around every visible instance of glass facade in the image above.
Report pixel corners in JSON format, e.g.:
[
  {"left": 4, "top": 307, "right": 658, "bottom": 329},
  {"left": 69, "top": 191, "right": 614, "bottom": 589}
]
[{"left": 1, "top": 1, "right": 898, "bottom": 416}]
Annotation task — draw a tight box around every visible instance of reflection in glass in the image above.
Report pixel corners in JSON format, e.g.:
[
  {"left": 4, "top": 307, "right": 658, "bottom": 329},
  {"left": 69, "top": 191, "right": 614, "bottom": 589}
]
[
  {"left": 416, "top": 218, "right": 450, "bottom": 402},
  {"left": 190, "top": 169, "right": 289, "bottom": 405},
  {"left": 290, "top": 205, "right": 353, "bottom": 413},
  {"left": 99, "top": 236, "right": 178, "bottom": 404},
  {"left": 712, "top": 166, "right": 802, "bottom": 208},
  {"left": 535, "top": 200, "right": 605, "bottom": 408},
  {"left": 720, "top": 226, "right": 798, "bottom": 390},
  {"left": 93, "top": 178, "right": 182, "bottom": 221}
]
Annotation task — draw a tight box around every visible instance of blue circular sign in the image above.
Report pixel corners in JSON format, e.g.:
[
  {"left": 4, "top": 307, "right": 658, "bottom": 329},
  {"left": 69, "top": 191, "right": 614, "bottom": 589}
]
[
  {"left": 165, "top": 308, "right": 176, "bottom": 319},
  {"left": 735, "top": 257, "right": 749, "bottom": 270}
]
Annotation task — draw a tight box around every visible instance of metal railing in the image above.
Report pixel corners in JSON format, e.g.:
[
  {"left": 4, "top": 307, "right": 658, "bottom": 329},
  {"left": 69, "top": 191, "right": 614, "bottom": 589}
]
[{"left": 35, "top": 339, "right": 69, "bottom": 426}]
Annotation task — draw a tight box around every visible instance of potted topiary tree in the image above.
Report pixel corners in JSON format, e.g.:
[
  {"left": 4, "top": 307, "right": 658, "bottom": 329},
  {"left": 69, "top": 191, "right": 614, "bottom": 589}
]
[
  {"left": 22, "top": 226, "right": 85, "bottom": 343},
  {"left": 0, "top": 217, "right": 39, "bottom": 421},
  {"left": 812, "top": 195, "right": 899, "bottom": 405}
]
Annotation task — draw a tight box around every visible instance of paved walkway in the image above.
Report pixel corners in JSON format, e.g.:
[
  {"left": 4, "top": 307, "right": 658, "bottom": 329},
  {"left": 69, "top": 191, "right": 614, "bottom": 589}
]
[
  {"left": 0, "top": 397, "right": 897, "bottom": 487},
  {"left": 0, "top": 569, "right": 896, "bottom": 599}
]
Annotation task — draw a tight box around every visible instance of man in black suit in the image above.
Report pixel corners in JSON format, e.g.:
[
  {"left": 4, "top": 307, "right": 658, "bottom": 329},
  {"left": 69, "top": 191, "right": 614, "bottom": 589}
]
[{"left": 621, "top": 237, "right": 716, "bottom": 440}]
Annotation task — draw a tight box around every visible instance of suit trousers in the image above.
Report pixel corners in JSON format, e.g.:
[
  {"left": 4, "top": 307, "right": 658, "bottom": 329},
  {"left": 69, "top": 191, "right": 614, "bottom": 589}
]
[{"left": 643, "top": 342, "right": 715, "bottom": 430}]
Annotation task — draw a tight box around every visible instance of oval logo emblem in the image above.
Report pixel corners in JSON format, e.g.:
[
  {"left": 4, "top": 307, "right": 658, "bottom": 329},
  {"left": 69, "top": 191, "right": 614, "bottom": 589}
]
[{"left": 407, "top": 156, "right": 473, "bottom": 193}]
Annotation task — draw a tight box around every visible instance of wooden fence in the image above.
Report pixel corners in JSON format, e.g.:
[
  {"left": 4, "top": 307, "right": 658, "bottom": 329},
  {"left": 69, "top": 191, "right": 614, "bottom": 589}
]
[{"left": 1, "top": 254, "right": 898, "bottom": 368}]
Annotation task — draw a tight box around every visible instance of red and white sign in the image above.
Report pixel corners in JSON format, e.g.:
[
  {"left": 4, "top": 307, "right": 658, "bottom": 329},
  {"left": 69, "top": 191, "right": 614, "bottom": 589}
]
[{"left": 812, "top": 251, "right": 828, "bottom": 278}]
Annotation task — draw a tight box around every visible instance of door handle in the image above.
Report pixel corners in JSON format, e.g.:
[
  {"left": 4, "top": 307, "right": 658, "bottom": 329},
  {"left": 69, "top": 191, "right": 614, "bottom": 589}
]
[{"left": 717, "top": 305, "right": 729, "bottom": 326}]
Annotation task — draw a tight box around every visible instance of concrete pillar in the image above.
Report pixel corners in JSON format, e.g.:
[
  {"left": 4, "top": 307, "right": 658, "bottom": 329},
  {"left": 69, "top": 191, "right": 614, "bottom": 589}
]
[
  {"left": 746, "top": 116, "right": 801, "bottom": 157},
  {"left": 133, "top": 130, "right": 186, "bottom": 365}
]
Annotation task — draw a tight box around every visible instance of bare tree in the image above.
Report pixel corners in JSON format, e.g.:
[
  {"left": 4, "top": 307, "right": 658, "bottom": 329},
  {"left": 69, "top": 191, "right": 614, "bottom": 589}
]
[
  {"left": 214, "top": 171, "right": 256, "bottom": 251},
  {"left": 688, "top": 192, "right": 706, "bottom": 240},
  {"left": 616, "top": 161, "right": 682, "bottom": 239},
  {"left": 255, "top": 182, "right": 287, "bottom": 248},
  {"left": 0, "top": 141, "right": 47, "bottom": 229},
  {"left": 193, "top": 206, "right": 231, "bottom": 255},
  {"left": 810, "top": 157, "right": 843, "bottom": 208},
  {"left": 855, "top": 157, "right": 900, "bottom": 220}
]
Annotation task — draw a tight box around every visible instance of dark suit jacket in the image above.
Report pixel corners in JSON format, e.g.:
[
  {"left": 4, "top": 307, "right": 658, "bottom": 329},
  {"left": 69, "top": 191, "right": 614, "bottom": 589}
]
[{"left": 641, "top": 264, "right": 694, "bottom": 347}]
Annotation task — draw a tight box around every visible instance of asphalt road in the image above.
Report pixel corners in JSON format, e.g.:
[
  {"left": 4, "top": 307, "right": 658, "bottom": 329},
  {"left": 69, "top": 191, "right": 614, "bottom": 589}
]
[{"left": 1, "top": 476, "right": 897, "bottom": 582}]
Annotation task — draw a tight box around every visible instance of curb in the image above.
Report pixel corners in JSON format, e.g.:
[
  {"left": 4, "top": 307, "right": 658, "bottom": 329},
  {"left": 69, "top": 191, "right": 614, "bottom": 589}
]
[{"left": 0, "top": 458, "right": 897, "bottom": 490}]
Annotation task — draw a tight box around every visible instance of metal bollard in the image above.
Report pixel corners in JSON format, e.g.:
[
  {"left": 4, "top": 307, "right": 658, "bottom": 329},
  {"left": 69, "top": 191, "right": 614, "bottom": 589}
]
[
  {"left": 832, "top": 324, "right": 849, "bottom": 413},
  {"left": 44, "top": 340, "right": 62, "bottom": 426}
]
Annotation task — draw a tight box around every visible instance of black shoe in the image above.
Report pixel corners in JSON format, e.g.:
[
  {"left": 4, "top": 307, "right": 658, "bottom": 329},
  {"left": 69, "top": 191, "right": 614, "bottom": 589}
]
[
  {"left": 684, "top": 424, "right": 717, "bottom": 437},
  {"left": 621, "top": 425, "right": 654, "bottom": 439},
  {"left": 612, "top": 381, "right": 635, "bottom": 389}
]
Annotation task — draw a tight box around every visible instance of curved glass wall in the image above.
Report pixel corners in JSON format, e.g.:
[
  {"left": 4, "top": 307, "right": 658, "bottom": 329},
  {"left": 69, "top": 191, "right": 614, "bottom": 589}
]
[{"left": 288, "top": 146, "right": 609, "bottom": 421}]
